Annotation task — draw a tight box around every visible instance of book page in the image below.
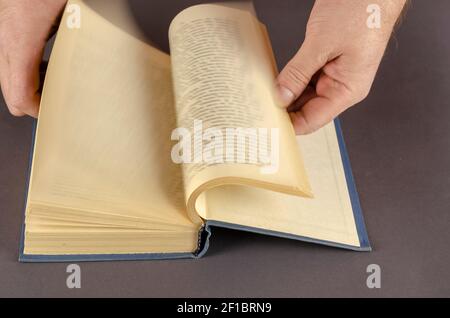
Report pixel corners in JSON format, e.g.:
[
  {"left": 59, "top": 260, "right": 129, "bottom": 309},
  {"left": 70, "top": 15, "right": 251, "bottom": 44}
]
[
  {"left": 204, "top": 123, "right": 361, "bottom": 247},
  {"left": 168, "top": 3, "right": 360, "bottom": 248},
  {"left": 168, "top": 4, "right": 312, "bottom": 217},
  {"left": 24, "top": 0, "right": 202, "bottom": 255}
]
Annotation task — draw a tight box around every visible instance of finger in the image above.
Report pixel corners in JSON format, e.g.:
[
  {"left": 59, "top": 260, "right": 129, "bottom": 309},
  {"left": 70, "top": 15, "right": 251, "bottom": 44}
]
[
  {"left": 0, "top": 58, "right": 24, "bottom": 116},
  {"left": 2, "top": 47, "right": 43, "bottom": 118},
  {"left": 289, "top": 73, "right": 352, "bottom": 135},
  {"left": 276, "top": 40, "right": 328, "bottom": 108},
  {"left": 287, "top": 84, "right": 317, "bottom": 113}
]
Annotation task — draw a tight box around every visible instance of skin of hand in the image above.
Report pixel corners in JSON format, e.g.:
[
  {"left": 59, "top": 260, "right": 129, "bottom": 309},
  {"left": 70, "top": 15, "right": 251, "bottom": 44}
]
[
  {"left": 0, "top": 0, "right": 67, "bottom": 117},
  {"left": 276, "top": 0, "right": 407, "bottom": 135}
]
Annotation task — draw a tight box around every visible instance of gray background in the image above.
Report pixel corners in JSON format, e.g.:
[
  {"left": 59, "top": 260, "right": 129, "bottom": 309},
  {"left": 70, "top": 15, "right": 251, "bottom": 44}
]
[{"left": 0, "top": 0, "right": 449, "bottom": 297}]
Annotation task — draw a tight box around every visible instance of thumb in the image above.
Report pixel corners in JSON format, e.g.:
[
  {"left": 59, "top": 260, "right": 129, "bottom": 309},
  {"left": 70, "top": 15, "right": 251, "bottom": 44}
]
[{"left": 276, "top": 40, "right": 327, "bottom": 108}]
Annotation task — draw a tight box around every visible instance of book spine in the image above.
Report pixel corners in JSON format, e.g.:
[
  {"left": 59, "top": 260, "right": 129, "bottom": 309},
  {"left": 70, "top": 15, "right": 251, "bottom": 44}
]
[{"left": 193, "top": 225, "right": 212, "bottom": 258}]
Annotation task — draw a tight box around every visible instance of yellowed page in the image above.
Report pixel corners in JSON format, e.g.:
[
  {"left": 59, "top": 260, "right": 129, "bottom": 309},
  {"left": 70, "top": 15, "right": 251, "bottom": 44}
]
[
  {"left": 25, "top": 230, "right": 199, "bottom": 255},
  {"left": 204, "top": 122, "right": 361, "bottom": 247},
  {"left": 168, "top": 4, "right": 312, "bottom": 218},
  {"left": 24, "top": 0, "right": 201, "bottom": 254}
]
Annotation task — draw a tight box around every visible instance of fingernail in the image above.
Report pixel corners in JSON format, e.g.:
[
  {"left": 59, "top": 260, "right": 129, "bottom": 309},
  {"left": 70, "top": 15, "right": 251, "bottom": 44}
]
[{"left": 276, "top": 85, "right": 295, "bottom": 108}]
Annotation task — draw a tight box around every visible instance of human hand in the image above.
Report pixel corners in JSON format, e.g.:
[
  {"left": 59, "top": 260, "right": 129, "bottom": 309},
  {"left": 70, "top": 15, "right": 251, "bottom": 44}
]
[
  {"left": 276, "top": 0, "right": 407, "bottom": 134},
  {"left": 0, "top": 0, "right": 67, "bottom": 117}
]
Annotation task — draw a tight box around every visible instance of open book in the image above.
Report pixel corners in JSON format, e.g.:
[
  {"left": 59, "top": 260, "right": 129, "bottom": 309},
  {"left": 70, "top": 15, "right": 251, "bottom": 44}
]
[{"left": 19, "top": 0, "right": 370, "bottom": 262}]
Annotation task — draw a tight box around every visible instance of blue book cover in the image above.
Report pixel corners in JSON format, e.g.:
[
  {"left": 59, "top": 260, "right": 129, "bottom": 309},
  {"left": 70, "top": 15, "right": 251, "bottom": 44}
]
[{"left": 19, "top": 118, "right": 370, "bottom": 263}]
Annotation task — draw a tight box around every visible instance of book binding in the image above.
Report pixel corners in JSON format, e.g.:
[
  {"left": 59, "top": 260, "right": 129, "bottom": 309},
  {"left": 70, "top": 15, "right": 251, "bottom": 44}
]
[{"left": 19, "top": 118, "right": 370, "bottom": 263}]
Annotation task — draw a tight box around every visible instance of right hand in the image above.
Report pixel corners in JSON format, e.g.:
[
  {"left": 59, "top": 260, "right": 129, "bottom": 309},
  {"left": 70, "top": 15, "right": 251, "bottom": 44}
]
[{"left": 276, "top": 0, "right": 407, "bottom": 134}]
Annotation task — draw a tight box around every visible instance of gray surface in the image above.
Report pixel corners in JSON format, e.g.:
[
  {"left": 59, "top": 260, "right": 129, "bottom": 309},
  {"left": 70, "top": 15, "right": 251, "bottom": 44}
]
[{"left": 0, "top": 0, "right": 449, "bottom": 297}]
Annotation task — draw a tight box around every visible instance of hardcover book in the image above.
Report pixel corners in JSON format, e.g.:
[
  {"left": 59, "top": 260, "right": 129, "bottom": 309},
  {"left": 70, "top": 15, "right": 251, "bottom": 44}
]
[{"left": 19, "top": 0, "right": 370, "bottom": 262}]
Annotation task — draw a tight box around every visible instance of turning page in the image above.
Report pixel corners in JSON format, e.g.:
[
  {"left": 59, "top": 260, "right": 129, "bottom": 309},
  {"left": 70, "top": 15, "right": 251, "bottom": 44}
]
[
  {"left": 168, "top": 4, "right": 313, "bottom": 219},
  {"left": 169, "top": 3, "right": 365, "bottom": 249}
]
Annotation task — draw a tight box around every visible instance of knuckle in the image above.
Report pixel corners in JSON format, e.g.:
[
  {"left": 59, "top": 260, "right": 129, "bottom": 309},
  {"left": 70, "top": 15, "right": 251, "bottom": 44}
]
[
  {"left": 283, "top": 63, "right": 311, "bottom": 89},
  {"left": 4, "top": 76, "right": 35, "bottom": 111},
  {"left": 353, "top": 85, "right": 371, "bottom": 104},
  {"left": 5, "top": 90, "right": 30, "bottom": 112},
  {"left": 291, "top": 111, "right": 318, "bottom": 135},
  {"left": 8, "top": 101, "right": 25, "bottom": 113},
  {"left": 342, "top": 82, "right": 371, "bottom": 107},
  {"left": 303, "top": 38, "right": 331, "bottom": 65},
  {"left": 8, "top": 106, "right": 24, "bottom": 117}
]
